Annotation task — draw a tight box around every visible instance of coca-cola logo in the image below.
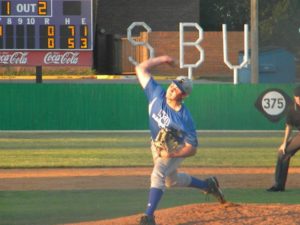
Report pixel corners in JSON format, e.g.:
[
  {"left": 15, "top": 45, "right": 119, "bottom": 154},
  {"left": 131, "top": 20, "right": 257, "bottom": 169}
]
[
  {"left": 0, "top": 52, "right": 28, "bottom": 64},
  {"left": 44, "top": 52, "right": 80, "bottom": 65}
]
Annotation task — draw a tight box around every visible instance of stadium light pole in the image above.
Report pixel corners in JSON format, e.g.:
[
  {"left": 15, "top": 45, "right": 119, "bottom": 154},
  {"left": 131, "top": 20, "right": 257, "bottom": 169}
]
[{"left": 251, "top": 0, "right": 259, "bottom": 83}]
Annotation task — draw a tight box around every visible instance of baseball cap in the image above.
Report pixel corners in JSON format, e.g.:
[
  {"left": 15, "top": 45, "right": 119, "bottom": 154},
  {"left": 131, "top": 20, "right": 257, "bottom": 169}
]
[
  {"left": 294, "top": 86, "right": 300, "bottom": 97},
  {"left": 172, "top": 76, "right": 193, "bottom": 95}
]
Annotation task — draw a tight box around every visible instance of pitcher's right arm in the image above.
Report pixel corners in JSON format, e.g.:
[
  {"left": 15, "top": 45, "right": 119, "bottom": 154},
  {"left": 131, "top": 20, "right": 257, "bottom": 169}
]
[{"left": 135, "top": 55, "right": 175, "bottom": 89}]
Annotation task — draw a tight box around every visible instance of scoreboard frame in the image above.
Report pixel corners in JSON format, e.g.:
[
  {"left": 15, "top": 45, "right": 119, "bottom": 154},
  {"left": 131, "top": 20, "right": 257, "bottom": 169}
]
[{"left": 0, "top": 0, "right": 93, "bottom": 66}]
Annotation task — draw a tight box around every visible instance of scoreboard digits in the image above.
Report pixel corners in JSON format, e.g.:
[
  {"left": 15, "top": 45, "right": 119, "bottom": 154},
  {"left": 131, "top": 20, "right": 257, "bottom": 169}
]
[
  {"left": 80, "top": 25, "right": 88, "bottom": 49},
  {"left": 40, "top": 25, "right": 55, "bottom": 49},
  {"left": 1, "top": 1, "right": 48, "bottom": 16},
  {"left": 38, "top": 1, "right": 47, "bottom": 15},
  {"left": 0, "top": 0, "right": 93, "bottom": 50},
  {"left": 60, "top": 25, "right": 75, "bottom": 49},
  {"left": 1, "top": 1, "right": 10, "bottom": 16}
]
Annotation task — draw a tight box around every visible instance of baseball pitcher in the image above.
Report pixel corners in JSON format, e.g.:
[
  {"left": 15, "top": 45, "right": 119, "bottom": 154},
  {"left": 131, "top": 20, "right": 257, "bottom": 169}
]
[{"left": 135, "top": 55, "right": 226, "bottom": 225}]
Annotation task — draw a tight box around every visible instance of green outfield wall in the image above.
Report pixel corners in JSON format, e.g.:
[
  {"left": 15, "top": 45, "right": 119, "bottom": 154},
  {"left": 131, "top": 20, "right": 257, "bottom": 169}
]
[{"left": 0, "top": 83, "right": 294, "bottom": 130}]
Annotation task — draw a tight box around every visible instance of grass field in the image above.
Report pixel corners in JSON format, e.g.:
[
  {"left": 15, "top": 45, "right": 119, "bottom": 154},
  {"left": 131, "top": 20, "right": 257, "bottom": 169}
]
[
  {"left": 1, "top": 131, "right": 300, "bottom": 225},
  {"left": 0, "top": 131, "right": 299, "bottom": 168}
]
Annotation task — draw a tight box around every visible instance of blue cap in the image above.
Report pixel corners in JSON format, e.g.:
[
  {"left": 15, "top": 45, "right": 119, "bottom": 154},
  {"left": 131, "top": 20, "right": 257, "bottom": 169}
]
[{"left": 172, "top": 76, "right": 193, "bottom": 95}]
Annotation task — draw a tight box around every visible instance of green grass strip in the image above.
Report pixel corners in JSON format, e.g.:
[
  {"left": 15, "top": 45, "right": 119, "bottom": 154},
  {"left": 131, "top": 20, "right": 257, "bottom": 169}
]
[
  {"left": 1, "top": 188, "right": 300, "bottom": 225},
  {"left": 1, "top": 131, "right": 299, "bottom": 168}
]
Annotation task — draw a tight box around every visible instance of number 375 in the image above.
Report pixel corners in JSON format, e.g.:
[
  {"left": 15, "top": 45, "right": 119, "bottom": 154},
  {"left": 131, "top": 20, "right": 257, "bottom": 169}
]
[{"left": 263, "top": 98, "right": 284, "bottom": 109}]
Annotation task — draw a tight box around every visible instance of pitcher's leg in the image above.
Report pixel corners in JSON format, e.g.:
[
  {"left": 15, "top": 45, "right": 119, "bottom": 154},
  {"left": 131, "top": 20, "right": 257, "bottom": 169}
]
[
  {"left": 151, "top": 157, "right": 184, "bottom": 189},
  {"left": 189, "top": 176, "right": 209, "bottom": 190},
  {"left": 165, "top": 170, "right": 225, "bottom": 203},
  {"left": 165, "top": 171, "right": 194, "bottom": 188},
  {"left": 166, "top": 172, "right": 209, "bottom": 191},
  {"left": 143, "top": 159, "right": 166, "bottom": 218},
  {"left": 144, "top": 154, "right": 183, "bottom": 218},
  {"left": 144, "top": 187, "right": 163, "bottom": 217},
  {"left": 166, "top": 172, "right": 207, "bottom": 190}
]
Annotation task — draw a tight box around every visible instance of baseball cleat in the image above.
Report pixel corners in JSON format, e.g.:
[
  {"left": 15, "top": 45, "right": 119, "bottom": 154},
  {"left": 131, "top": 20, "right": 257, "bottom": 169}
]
[
  {"left": 205, "top": 176, "right": 226, "bottom": 204},
  {"left": 139, "top": 214, "right": 156, "bottom": 225},
  {"left": 266, "top": 186, "right": 285, "bottom": 192}
]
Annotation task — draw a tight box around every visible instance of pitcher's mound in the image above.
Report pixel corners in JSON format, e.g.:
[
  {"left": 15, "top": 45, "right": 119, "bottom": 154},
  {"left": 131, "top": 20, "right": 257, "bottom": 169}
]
[{"left": 67, "top": 203, "right": 300, "bottom": 225}]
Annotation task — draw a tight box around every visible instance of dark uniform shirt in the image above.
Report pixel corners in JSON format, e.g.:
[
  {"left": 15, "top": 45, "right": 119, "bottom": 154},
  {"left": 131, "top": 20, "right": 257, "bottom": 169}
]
[{"left": 286, "top": 104, "right": 300, "bottom": 130}]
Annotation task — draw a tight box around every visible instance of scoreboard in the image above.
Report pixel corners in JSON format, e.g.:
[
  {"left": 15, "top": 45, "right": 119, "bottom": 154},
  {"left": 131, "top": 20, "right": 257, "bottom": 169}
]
[{"left": 0, "top": 0, "right": 93, "bottom": 66}]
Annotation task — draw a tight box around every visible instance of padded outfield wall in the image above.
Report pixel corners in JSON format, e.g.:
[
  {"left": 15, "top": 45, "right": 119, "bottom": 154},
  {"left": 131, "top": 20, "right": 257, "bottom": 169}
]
[{"left": 0, "top": 83, "right": 294, "bottom": 130}]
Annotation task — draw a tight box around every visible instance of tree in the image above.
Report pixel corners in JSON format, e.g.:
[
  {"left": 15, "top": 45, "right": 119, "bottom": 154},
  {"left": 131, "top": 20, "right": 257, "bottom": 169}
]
[
  {"left": 200, "top": 0, "right": 250, "bottom": 31},
  {"left": 259, "top": 0, "right": 300, "bottom": 57},
  {"left": 200, "top": 0, "right": 300, "bottom": 56}
]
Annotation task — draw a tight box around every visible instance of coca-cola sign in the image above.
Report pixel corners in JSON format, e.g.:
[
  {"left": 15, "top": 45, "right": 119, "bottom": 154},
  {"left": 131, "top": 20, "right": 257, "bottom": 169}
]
[
  {"left": 0, "top": 51, "right": 92, "bottom": 66},
  {"left": 44, "top": 52, "right": 80, "bottom": 65},
  {"left": 0, "top": 52, "right": 28, "bottom": 64}
]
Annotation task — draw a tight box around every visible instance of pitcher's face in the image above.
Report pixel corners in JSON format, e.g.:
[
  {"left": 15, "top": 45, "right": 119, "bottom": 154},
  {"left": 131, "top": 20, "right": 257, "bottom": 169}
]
[{"left": 166, "top": 83, "right": 184, "bottom": 101}]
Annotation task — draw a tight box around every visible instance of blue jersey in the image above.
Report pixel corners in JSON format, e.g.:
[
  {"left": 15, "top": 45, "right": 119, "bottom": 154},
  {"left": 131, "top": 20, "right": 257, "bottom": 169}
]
[{"left": 144, "top": 77, "right": 198, "bottom": 147}]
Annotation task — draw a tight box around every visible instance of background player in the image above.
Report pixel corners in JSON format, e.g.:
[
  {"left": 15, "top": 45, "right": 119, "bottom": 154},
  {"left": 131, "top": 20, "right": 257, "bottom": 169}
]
[
  {"left": 135, "top": 55, "right": 225, "bottom": 225},
  {"left": 267, "top": 86, "right": 300, "bottom": 192}
]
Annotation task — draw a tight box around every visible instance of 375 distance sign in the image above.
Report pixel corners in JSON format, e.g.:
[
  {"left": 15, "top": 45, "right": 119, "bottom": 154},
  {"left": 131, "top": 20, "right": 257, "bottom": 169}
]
[{"left": 255, "top": 89, "right": 292, "bottom": 122}]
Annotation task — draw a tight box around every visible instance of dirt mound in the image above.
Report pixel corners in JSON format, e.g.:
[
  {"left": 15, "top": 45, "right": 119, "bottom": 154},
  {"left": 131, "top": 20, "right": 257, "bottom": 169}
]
[{"left": 66, "top": 203, "right": 300, "bottom": 225}]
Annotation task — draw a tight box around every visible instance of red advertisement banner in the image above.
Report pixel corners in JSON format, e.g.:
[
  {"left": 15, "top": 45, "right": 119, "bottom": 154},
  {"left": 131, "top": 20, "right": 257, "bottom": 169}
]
[{"left": 0, "top": 51, "right": 93, "bottom": 66}]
